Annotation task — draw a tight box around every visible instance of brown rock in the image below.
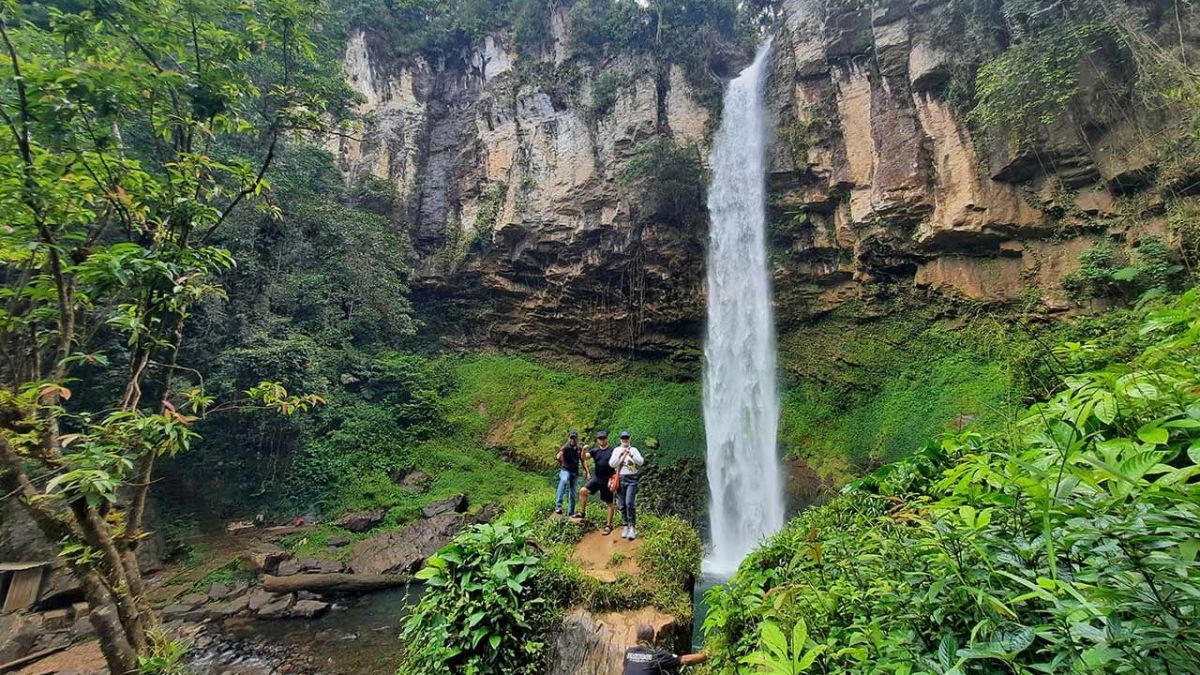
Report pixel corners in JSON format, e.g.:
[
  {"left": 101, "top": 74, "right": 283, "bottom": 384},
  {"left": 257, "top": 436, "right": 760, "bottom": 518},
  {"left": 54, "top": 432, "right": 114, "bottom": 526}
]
[
  {"left": 396, "top": 470, "right": 432, "bottom": 491},
  {"left": 0, "top": 612, "right": 42, "bottom": 663},
  {"left": 288, "top": 600, "right": 332, "bottom": 619},
  {"left": 350, "top": 512, "right": 466, "bottom": 575},
  {"left": 337, "top": 509, "right": 388, "bottom": 533},
  {"left": 255, "top": 593, "right": 296, "bottom": 619},
  {"left": 327, "top": 536, "right": 351, "bottom": 547},
  {"left": 548, "top": 607, "right": 685, "bottom": 675},
  {"left": 245, "top": 589, "right": 278, "bottom": 612},
  {"left": 422, "top": 494, "right": 468, "bottom": 518},
  {"left": 243, "top": 544, "right": 292, "bottom": 575}
]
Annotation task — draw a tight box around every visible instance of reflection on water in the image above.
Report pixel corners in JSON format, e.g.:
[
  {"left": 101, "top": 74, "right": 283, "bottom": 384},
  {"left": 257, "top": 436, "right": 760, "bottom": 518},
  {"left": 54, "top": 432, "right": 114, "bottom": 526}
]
[
  {"left": 189, "top": 585, "right": 423, "bottom": 674},
  {"left": 692, "top": 573, "right": 725, "bottom": 651}
]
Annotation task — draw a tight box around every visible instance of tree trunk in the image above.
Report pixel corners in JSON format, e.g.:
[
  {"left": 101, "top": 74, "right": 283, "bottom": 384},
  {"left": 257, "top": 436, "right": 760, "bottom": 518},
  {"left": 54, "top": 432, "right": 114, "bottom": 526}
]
[{"left": 261, "top": 573, "right": 410, "bottom": 594}]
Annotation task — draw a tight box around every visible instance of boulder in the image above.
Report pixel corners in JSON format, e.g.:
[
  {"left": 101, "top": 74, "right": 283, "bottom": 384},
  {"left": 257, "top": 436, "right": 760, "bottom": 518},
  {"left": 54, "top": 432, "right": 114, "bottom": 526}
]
[
  {"left": 288, "top": 600, "right": 331, "bottom": 619},
  {"left": 242, "top": 544, "right": 292, "bottom": 575},
  {"left": 327, "top": 536, "right": 351, "bottom": 547},
  {"left": 178, "top": 592, "right": 209, "bottom": 608},
  {"left": 422, "top": 494, "right": 468, "bottom": 518},
  {"left": 246, "top": 589, "right": 279, "bottom": 612},
  {"left": 36, "top": 564, "right": 82, "bottom": 609},
  {"left": 42, "top": 608, "right": 72, "bottom": 631},
  {"left": 397, "top": 470, "right": 432, "bottom": 491},
  {"left": 337, "top": 509, "right": 388, "bottom": 533},
  {"left": 350, "top": 512, "right": 466, "bottom": 575},
  {"left": 548, "top": 607, "right": 685, "bottom": 675},
  {"left": 0, "top": 613, "right": 42, "bottom": 664},
  {"left": 70, "top": 613, "right": 95, "bottom": 640},
  {"left": 209, "top": 594, "right": 251, "bottom": 618},
  {"left": 255, "top": 593, "right": 296, "bottom": 619}
]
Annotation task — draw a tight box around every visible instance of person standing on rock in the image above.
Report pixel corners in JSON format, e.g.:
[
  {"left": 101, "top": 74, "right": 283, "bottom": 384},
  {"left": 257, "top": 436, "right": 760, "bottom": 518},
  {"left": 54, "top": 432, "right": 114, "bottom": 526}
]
[
  {"left": 555, "top": 430, "right": 588, "bottom": 516},
  {"left": 610, "top": 430, "right": 644, "bottom": 540},
  {"left": 623, "top": 623, "right": 708, "bottom": 674},
  {"left": 576, "top": 430, "right": 616, "bottom": 532}
]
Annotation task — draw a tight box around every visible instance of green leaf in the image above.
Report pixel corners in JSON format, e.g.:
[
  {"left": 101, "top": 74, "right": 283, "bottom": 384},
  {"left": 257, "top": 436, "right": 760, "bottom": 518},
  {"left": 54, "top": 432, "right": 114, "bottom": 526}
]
[{"left": 1137, "top": 423, "right": 1169, "bottom": 445}]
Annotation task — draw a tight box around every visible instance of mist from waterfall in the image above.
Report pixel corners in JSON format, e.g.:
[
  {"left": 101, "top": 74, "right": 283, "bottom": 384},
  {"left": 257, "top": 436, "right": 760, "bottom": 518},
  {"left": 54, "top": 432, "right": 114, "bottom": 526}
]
[{"left": 702, "top": 39, "right": 784, "bottom": 577}]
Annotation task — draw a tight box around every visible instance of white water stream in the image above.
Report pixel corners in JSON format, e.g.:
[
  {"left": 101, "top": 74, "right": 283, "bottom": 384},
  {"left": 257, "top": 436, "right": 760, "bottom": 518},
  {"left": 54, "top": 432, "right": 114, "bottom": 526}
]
[{"left": 702, "top": 40, "right": 784, "bottom": 576}]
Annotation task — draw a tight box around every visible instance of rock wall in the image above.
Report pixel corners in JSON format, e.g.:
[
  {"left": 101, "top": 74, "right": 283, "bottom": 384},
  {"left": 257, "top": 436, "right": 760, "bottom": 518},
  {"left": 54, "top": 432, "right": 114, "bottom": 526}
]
[{"left": 333, "top": 0, "right": 1198, "bottom": 356}]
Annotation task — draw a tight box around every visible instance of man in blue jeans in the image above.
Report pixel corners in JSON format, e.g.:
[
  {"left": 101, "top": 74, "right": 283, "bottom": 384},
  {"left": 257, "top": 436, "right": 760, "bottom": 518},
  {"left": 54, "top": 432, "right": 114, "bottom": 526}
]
[
  {"left": 555, "top": 430, "right": 588, "bottom": 516},
  {"left": 609, "top": 431, "right": 644, "bottom": 539}
]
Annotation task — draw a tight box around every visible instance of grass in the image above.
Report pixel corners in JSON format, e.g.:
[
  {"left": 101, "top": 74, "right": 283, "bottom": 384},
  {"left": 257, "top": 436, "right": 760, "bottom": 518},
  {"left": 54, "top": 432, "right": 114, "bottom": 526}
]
[{"left": 288, "top": 299, "right": 1083, "bottom": 522}]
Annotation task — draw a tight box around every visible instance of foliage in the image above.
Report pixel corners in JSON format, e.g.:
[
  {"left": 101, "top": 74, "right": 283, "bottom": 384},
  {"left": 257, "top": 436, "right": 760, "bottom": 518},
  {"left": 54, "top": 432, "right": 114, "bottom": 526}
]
[
  {"left": 400, "top": 520, "right": 556, "bottom": 674},
  {"left": 776, "top": 305, "right": 1028, "bottom": 484},
  {"left": 704, "top": 288, "right": 1200, "bottom": 673},
  {"left": 1063, "top": 238, "right": 1184, "bottom": 304},
  {"left": 1168, "top": 197, "right": 1200, "bottom": 268},
  {"left": 588, "top": 71, "right": 624, "bottom": 119},
  {"left": 971, "top": 23, "right": 1115, "bottom": 141},
  {"left": 0, "top": 0, "right": 346, "bottom": 668},
  {"left": 137, "top": 629, "right": 189, "bottom": 675},
  {"left": 621, "top": 138, "right": 708, "bottom": 227}
]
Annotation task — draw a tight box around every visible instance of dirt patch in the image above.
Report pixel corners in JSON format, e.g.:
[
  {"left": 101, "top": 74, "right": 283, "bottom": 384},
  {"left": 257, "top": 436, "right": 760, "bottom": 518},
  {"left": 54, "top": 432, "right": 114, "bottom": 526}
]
[
  {"left": 485, "top": 394, "right": 528, "bottom": 447},
  {"left": 14, "top": 641, "right": 106, "bottom": 675},
  {"left": 570, "top": 529, "right": 642, "bottom": 583}
]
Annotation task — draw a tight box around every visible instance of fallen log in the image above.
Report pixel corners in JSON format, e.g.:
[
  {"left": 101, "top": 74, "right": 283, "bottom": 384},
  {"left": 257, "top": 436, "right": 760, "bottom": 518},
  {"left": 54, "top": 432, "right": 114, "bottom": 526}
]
[{"left": 260, "top": 573, "right": 408, "bottom": 594}]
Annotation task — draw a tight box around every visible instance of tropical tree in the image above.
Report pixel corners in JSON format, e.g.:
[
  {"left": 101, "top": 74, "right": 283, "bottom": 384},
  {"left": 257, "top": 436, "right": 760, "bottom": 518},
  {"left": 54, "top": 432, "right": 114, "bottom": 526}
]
[{"left": 0, "top": 0, "right": 347, "bottom": 670}]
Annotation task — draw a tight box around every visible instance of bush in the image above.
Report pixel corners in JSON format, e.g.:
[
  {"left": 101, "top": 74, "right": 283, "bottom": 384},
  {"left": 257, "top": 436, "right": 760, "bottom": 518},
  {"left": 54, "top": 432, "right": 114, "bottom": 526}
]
[
  {"left": 703, "top": 288, "right": 1200, "bottom": 673},
  {"left": 620, "top": 139, "right": 707, "bottom": 227},
  {"left": 588, "top": 71, "right": 623, "bottom": 119},
  {"left": 401, "top": 521, "right": 559, "bottom": 674}
]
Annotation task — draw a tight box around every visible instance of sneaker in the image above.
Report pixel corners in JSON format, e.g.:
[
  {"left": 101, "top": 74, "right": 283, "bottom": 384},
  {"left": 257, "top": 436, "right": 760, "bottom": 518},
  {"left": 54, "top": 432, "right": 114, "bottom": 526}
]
[
  {"left": 622, "top": 526, "right": 631, "bottom": 539},
  {"left": 628, "top": 527, "right": 636, "bottom": 540},
  {"left": 554, "top": 506, "right": 563, "bottom": 515}
]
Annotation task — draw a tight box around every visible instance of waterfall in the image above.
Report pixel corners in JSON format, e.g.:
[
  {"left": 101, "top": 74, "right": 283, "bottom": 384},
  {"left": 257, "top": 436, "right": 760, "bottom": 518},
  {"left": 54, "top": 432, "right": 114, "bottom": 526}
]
[{"left": 702, "top": 39, "right": 784, "bottom": 576}]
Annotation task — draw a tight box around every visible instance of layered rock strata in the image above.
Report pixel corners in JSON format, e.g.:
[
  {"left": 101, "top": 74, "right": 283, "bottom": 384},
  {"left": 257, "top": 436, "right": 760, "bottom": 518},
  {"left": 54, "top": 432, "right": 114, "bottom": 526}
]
[{"left": 333, "top": 0, "right": 1197, "bottom": 355}]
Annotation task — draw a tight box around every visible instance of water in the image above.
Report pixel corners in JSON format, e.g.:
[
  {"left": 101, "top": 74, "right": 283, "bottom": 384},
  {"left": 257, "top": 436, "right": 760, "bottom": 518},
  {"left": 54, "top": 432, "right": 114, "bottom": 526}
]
[
  {"left": 702, "top": 39, "right": 785, "bottom": 578},
  {"left": 188, "top": 585, "right": 423, "bottom": 674}
]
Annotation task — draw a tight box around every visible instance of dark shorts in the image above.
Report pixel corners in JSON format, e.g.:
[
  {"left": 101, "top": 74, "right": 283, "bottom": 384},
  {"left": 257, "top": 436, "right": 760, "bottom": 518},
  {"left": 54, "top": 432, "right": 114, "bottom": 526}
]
[{"left": 583, "top": 476, "right": 614, "bottom": 503}]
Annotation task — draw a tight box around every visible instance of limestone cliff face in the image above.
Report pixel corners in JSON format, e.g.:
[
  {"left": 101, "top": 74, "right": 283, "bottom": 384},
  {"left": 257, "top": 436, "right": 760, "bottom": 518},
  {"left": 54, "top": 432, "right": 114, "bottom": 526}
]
[
  {"left": 331, "top": 0, "right": 1196, "bottom": 355},
  {"left": 765, "top": 0, "right": 1191, "bottom": 327},
  {"left": 328, "top": 18, "right": 715, "bottom": 359}
]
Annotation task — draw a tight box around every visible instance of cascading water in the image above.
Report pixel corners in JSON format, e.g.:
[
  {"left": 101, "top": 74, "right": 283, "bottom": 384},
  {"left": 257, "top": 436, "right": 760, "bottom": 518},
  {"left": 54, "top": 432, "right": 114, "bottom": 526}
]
[{"left": 702, "top": 39, "right": 784, "bottom": 577}]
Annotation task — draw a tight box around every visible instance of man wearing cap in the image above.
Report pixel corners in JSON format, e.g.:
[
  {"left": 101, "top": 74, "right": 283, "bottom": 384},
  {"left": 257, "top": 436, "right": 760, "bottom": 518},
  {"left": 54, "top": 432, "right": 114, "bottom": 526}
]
[
  {"left": 555, "top": 430, "right": 588, "bottom": 516},
  {"left": 576, "top": 430, "right": 617, "bottom": 533},
  {"left": 609, "top": 431, "right": 645, "bottom": 540},
  {"left": 623, "top": 623, "right": 708, "bottom": 674}
]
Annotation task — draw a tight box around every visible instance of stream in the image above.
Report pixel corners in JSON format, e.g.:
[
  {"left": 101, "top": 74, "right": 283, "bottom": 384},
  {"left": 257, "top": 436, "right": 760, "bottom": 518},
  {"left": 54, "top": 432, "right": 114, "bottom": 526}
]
[{"left": 187, "top": 586, "right": 423, "bottom": 674}]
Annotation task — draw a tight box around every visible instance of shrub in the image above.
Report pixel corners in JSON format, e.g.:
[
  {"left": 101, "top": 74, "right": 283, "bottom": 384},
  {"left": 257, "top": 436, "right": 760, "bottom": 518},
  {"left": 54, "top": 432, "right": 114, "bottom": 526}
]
[
  {"left": 620, "top": 138, "right": 707, "bottom": 227},
  {"left": 588, "top": 71, "right": 623, "bottom": 119},
  {"left": 400, "top": 521, "right": 559, "bottom": 674},
  {"left": 703, "top": 288, "right": 1200, "bottom": 673}
]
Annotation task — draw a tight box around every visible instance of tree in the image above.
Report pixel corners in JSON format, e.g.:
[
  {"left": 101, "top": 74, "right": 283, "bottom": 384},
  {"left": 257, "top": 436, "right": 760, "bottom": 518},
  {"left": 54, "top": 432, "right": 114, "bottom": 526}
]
[{"left": 0, "top": 0, "right": 346, "bottom": 670}]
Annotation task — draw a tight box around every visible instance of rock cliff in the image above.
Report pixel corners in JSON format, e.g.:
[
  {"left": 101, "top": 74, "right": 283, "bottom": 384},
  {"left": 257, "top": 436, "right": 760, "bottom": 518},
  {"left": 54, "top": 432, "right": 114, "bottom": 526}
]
[{"left": 330, "top": 0, "right": 1198, "bottom": 356}]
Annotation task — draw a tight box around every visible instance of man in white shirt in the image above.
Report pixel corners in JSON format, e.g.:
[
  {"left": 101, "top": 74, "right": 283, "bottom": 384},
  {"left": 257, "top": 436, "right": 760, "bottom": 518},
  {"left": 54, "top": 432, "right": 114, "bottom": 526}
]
[{"left": 608, "top": 430, "right": 645, "bottom": 540}]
